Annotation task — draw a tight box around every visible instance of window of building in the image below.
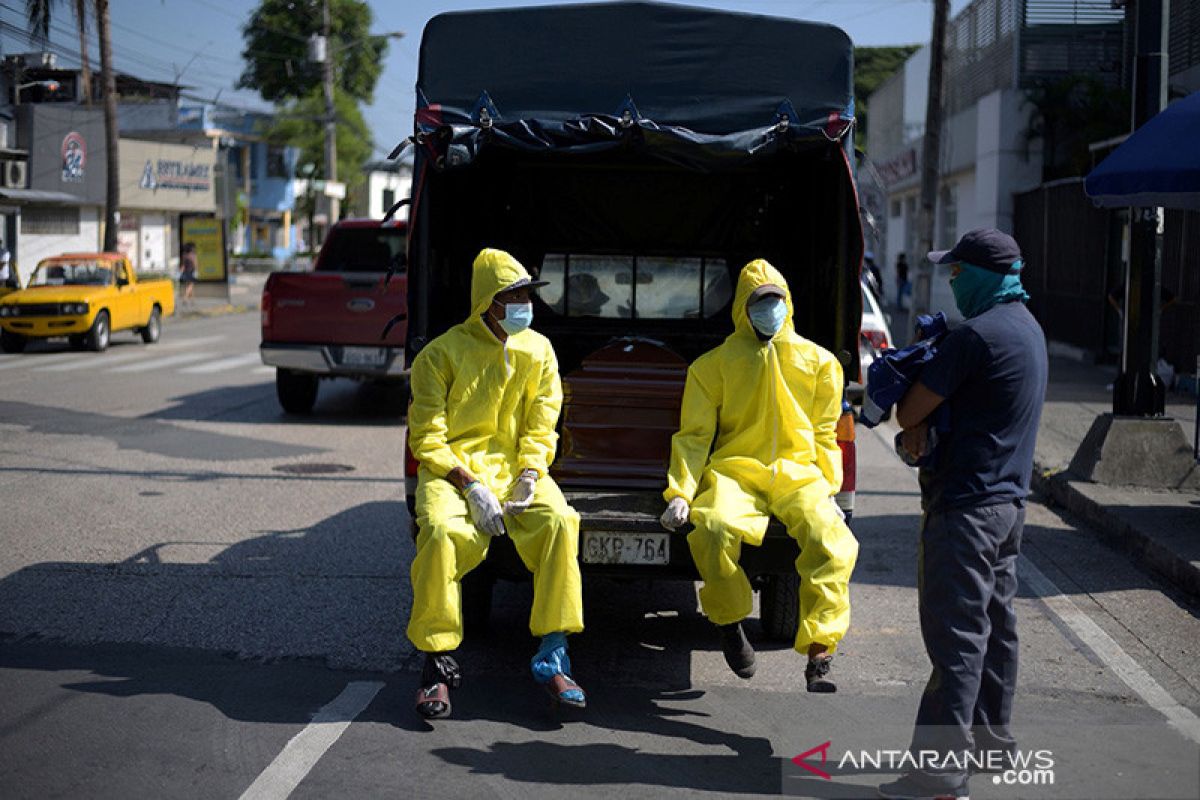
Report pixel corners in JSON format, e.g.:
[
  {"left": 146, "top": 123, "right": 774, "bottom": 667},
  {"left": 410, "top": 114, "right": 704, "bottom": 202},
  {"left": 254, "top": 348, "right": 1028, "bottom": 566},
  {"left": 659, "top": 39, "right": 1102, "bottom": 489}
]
[
  {"left": 266, "top": 146, "right": 288, "bottom": 178},
  {"left": 537, "top": 253, "right": 733, "bottom": 319},
  {"left": 21, "top": 206, "right": 80, "bottom": 235},
  {"left": 382, "top": 188, "right": 395, "bottom": 213}
]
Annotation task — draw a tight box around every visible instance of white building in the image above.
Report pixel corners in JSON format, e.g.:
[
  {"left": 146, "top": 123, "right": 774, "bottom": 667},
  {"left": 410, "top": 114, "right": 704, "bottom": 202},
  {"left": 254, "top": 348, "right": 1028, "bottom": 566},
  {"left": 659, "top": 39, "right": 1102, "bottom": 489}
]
[{"left": 363, "top": 160, "right": 413, "bottom": 222}]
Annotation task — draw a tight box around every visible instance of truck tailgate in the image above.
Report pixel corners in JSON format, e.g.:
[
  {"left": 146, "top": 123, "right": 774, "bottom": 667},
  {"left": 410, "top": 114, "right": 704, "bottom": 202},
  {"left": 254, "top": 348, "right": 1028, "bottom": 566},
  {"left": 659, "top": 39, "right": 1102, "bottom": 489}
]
[{"left": 265, "top": 272, "right": 407, "bottom": 347}]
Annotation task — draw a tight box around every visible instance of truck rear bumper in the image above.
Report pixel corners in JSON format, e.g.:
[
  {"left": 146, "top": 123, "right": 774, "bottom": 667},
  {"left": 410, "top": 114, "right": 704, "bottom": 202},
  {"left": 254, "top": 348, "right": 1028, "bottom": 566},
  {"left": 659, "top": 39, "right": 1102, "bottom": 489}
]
[{"left": 260, "top": 343, "right": 407, "bottom": 378}]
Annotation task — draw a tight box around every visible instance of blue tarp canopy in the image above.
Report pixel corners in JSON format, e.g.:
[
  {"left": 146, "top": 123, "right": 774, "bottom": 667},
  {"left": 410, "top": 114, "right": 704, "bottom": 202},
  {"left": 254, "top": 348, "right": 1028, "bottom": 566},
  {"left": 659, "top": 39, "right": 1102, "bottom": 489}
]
[{"left": 1085, "top": 90, "right": 1200, "bottom": 210}]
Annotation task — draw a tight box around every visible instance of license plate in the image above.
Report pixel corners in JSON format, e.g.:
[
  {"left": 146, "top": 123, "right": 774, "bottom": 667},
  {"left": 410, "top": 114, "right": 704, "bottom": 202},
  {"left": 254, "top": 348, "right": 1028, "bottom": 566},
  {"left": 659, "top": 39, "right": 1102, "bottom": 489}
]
[
  {"left": 582, "top": 531, "right": 670, "bottom": 565},
  {"left": 341, "top": 346, "right": 386, "bottom": 366}
]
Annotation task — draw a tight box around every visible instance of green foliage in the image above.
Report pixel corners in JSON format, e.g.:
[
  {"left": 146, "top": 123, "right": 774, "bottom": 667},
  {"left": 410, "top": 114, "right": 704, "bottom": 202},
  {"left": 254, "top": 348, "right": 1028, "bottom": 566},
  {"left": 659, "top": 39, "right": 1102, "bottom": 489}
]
[
  {"left": 238, "top": 0, "right": 387, "bottom": 104},
  {"left": 854, "top": 45, "right": 920, "bottom": 151},
  {"left": 265, "top": 88, "right": 372, "bottom": 208},
  {"left": 1024, "top": 76, "right": 1130, "bottom": 180}
]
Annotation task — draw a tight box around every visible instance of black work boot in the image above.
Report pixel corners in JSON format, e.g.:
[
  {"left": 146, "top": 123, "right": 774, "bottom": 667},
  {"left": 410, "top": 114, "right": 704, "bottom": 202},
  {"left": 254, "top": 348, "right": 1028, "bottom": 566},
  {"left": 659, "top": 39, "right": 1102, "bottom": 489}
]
[
  {"left": 719, "top": 622, "right": 756, "bottom": 679},
  {"left": 805, "top": 653, "right": 836, "bottom": 693}
]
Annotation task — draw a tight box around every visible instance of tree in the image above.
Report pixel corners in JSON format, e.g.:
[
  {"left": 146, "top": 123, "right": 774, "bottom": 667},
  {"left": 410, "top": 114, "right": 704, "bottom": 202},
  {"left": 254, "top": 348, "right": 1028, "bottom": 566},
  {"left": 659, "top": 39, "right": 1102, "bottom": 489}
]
[
  {"left": 238, "top": 0, "right": 387, "bottom": 104},
  {"left": 853, "top": 45, "right": 921, "bottom": 151},
  {"left": 265, "top": 88, "right": 373, "bottom": 211}
]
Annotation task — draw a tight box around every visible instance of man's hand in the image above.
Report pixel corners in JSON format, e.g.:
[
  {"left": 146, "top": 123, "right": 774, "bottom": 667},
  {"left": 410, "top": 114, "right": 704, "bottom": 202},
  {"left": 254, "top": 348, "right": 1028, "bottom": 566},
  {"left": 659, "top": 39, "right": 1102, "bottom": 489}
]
[
  {"left": 900, "top": 421, "right": 930, "bottom": 460},
  {"left": 503, "top": 469, "right": 539, "bottom": 516},
  {"left": 463, "top": 482, "right": 506, "bottom": 537},
  {"left": 660, "top": 497, "right": 690, "bottom": 531}
]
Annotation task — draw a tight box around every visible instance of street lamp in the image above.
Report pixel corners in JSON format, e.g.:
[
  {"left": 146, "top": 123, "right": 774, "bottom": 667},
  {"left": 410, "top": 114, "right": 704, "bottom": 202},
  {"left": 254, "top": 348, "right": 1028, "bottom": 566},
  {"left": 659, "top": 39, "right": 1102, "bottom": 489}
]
[{"left": 13, "top": 79, "right": 60, "bottom": 106}]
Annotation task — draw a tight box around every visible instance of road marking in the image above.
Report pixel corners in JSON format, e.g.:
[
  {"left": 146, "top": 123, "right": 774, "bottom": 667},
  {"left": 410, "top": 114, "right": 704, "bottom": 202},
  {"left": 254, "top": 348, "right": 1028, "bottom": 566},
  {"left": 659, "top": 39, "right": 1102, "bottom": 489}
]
[
  {"left": 253, "top": 366, "right": 274, "bottom": 375},
  {"left": 34, "top": 350, "right": 160, "bottom": 371},
  {"left": 238, "top": 680, "right": 383, "bottom": 800},
  {"left": 1021, "top": 555, "right": 1200, "bottom": 744},
  {"left": 0, "top": 351, "right": 84, "bottom": 370},
  {"left": 179, "top": 353, "right": 261, "bottom": 374},
  {"left": 110, "top": 352, "right": 209, "bottom": 373},
  {"left": 2, "top": 335, "right": 228, "bottom": 372}
]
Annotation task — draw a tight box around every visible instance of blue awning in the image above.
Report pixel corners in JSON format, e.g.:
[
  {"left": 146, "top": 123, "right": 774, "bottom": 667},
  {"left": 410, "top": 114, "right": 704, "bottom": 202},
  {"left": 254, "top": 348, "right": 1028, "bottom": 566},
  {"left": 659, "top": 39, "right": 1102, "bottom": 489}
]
[{"left": 1084, "top": 91, "right": 1200, "bottom": 210}]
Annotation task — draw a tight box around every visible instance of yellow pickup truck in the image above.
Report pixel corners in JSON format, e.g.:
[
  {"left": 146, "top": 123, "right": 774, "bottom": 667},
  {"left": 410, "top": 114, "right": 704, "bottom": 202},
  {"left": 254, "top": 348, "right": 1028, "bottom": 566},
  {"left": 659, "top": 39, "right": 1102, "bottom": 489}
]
[{"left": 0, "top": 252, "right": 175, "bottom": 353}]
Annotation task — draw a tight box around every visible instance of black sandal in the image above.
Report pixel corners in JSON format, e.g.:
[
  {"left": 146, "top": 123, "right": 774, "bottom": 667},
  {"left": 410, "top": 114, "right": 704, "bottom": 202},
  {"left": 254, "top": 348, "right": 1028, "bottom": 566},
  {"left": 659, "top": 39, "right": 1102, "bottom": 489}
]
[{"left": 416, "top": 653, "right": 461, "bottom": 719}]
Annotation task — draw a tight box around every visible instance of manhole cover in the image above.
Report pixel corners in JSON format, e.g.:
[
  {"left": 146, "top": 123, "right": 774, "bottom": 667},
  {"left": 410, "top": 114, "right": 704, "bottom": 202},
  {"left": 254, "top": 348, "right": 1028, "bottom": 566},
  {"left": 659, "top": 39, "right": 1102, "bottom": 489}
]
[{"left": 272, "top": 463, "right": 356, "bottom": 475}]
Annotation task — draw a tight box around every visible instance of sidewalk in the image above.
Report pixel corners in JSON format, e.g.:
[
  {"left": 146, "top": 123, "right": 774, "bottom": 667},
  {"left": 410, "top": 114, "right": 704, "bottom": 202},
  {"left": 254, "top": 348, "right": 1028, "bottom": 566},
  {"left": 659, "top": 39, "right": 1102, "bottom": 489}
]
[
  {"left": 175, "top": 271, "right": 267, "bottom": 318},
  {"left": 1034, "top": 355, "right": 1200, "bottom": 599}
]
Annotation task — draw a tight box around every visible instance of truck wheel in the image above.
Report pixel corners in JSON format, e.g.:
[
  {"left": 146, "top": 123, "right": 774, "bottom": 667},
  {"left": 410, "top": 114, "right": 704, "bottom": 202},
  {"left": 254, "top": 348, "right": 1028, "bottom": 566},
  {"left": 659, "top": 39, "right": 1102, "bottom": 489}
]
[
  {"left": 759, "top": 572, "right": 800, "bottom": 641},
  {"left": 276, "top": 368, "right": 318, "bottom": 414},
  {"left": 140, "top": 305, "right": 162, "bottom": 343},
  {"left": 462, "top": 569, "right": 494, "bottom": 636},
  {"left": 0, "top": 329, "right": 26, "bottom": 353},
  {"left": 85, "top": 310, "right": 110, "bottom": 352}
]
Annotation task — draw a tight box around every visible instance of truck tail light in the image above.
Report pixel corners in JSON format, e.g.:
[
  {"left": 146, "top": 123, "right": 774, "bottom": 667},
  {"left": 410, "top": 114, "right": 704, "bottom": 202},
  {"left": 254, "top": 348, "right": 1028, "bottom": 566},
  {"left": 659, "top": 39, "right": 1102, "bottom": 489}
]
[
  {"left": 404, "top": 430, "right": 419, "bottom": 478},
  {"left": 862, "top": 328, "right": 889, "bottom": 351},
  {"left": 260, "top": 289, "right": 271, "bottom": 331},
  {"left": 835, "top": 401, "right": 856, "bottom": 518}
]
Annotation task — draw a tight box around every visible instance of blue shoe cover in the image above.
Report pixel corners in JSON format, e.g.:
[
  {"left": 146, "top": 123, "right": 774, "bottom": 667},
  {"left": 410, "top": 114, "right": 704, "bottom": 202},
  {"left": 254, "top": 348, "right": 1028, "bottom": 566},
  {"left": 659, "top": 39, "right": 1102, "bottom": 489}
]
[{"left": 531, "top": 632, "right": 584, "bottom": 703}]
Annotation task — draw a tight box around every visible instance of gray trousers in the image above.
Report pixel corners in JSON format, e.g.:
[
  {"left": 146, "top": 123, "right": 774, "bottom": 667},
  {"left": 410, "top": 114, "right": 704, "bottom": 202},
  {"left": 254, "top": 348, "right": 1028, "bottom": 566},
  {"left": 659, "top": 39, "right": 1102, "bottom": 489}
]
[{"left": 910, "top": 500, "right": 1024, "bottom": 783}]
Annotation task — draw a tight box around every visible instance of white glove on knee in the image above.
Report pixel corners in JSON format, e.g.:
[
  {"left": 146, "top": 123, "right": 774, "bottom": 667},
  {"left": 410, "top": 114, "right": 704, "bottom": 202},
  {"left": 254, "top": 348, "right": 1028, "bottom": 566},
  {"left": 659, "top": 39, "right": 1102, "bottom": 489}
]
[
  {"left": 660, "top": 497, "right": 690, "bottom": 531},
  {"left": 503, "top": 469, "right": 539, "bottom": 516},
  {"left": 464, "top": 482, "right": 506, "bottom": 537}
]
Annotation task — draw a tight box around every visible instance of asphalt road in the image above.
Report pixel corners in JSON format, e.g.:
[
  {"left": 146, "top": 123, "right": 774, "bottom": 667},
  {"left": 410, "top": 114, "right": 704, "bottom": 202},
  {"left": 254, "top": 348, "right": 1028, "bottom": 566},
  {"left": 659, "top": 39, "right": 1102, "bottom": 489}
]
[{"left": 1, "top": 311, "right": 1198, "bottom": 799}]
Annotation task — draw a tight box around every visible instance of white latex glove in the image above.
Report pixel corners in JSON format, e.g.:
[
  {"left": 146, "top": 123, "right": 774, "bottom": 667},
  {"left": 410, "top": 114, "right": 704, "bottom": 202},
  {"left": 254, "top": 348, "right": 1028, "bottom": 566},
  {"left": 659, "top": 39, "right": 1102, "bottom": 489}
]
[
  {"left": 503, "top": 469, "right": 539, "bottom": 516},
  {"left": 660, "top": 497, "right": 690, "bottom": 531},
  {"left": 829, "top": 496, "right": 846, "bottom": 521},
  {"left": 464, "top": 482, "right": 506, "bottom": 537}
]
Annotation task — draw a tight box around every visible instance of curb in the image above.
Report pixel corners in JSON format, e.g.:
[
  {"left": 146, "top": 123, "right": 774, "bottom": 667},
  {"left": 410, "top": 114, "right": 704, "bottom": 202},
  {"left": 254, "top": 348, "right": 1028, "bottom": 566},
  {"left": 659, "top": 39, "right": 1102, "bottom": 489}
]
[{"left": 1031, "top": 467, "right": 1200, "bottom": 600}]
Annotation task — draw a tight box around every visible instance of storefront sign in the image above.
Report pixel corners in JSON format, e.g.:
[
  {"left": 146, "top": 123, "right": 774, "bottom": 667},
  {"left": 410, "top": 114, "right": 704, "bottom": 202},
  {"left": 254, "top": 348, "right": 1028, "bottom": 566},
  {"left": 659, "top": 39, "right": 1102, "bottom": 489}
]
[
  {"left": 181, "top": 214, "right": 227, "bottom": 282},
  {"left": 61, "top": 132, "right": 86, "bottom": 183},
  {"left": 877, "top": 148, "right": 917, "bottom": 187},
  {"left": 139, "top": 159, "right": 212, "bottom": 193}
]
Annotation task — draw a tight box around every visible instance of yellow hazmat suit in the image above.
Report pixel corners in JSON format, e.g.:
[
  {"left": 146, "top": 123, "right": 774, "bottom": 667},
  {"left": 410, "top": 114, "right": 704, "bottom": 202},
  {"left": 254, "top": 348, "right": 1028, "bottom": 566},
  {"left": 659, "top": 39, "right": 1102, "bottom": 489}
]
[
  {"left": 665, "top": 259, "right": 859, "bottom": 653},
  {"left": 407, "top": 248, "right": 583, "bottom": 653}
]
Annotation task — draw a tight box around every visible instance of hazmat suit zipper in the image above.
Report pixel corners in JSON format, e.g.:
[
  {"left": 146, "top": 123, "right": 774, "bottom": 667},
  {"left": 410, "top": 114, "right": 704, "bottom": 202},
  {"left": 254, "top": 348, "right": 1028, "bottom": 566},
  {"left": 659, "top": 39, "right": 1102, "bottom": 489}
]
[{"left": 766, "top": 340, "right": 779, "bottom": 477}]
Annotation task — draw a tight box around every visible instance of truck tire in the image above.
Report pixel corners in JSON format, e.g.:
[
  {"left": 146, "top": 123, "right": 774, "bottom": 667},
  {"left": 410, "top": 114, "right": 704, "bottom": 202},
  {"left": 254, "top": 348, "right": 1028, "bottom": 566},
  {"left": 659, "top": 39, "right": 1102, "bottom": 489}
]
[
  {"left": 85, "top": 310, "right": 110, "bottom": 352},
  {"left": 140, "top": 305, "right": 162, "bottom": 343},
  {"left": 0, "top": 329, "right": 26, "bottom": 353},
  {"left": 759, "top": 572, "right": 801, "bottom": 641},
  {"left": 276, "top": 368, "right": 318, "bottom": 414},
  {"left": 461, "top": 568, "right": 494, "bottom": 636}
]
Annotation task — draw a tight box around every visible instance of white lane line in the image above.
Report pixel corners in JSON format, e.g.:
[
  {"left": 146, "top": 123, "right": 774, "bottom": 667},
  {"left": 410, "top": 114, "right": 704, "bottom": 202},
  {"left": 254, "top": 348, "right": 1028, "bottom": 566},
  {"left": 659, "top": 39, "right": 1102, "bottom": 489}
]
[
  {"left": 238, "top": 680, "right": 383, "bottom": 800},
  {"left": 252, "top": 366, "right": 274, "bottom": 375},
  {"left": 34, "top": 350, "right": 154, "bottom": 371},
  {"left": 13, "top": 335, "right": 228, "bottom": 372},
  {"left": 179, "top": 352, "right": 262, "bottom": 374},
  {"left": 110, "top": 352, "right": 209, "bottom": 373},
  {"left": 0, "top": 351, "right": 84, "bottom": 370},
  {"left": 1021, "top": 555, "right": 1200, "bottom": 744}
]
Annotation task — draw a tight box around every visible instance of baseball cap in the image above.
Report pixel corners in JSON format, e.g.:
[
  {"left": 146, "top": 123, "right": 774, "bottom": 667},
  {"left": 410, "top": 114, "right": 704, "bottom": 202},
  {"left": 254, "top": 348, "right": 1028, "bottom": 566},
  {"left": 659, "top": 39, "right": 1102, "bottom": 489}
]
[
  {"left": 499, "top": 275, "right": 550, "bottom": 293},
  {"left": 927, "top": 228, "right": 1022, "bottom": 275},
  {"left": 748, "top": 283, "right": 786, "bottom": 303}
]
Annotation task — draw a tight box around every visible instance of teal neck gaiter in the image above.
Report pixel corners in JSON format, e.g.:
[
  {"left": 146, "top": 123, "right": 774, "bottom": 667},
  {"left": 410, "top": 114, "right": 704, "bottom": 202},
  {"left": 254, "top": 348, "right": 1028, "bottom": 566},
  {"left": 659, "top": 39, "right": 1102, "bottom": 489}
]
[{"left": 951, "top": 260, "right": 1030, "bottom": 319}]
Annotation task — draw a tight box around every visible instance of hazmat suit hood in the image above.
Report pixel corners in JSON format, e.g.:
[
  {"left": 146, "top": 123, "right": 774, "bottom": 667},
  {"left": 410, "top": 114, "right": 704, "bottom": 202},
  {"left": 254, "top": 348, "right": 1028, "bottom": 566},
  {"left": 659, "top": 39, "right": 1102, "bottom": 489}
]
[
  {"left": 470, "top": 248, "right": 535, "bottom": 321},
  {"left": 732, "top": 258, "right": 795, "bottom": 340}
]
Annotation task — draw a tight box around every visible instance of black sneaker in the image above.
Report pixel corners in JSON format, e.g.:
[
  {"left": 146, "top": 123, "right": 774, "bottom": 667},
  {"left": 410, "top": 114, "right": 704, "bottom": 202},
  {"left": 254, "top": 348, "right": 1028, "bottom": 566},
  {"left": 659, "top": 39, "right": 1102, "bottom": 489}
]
[
  {"left": 719, "top": 622, "right": 756, "bottom": 679},
  {"left": 877, "top": 772, "right": 969, "bottom": 799},
  {"left": 805, "top": 653, "right": 837, "bottom": 693}
]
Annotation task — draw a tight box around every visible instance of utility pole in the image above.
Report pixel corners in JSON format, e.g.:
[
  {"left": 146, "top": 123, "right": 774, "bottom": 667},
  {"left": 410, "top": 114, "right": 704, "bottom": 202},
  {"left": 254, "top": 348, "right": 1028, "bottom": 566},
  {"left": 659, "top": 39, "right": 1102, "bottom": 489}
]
[
  {"left": 913, "top": 0, "right": 950, "bottom": 332},
  {"left": 1113, "top": 0, "right": 1169, "bottom": 416},
  {"left": 322, "top": 0, "right": 340, "bottom": 227}
]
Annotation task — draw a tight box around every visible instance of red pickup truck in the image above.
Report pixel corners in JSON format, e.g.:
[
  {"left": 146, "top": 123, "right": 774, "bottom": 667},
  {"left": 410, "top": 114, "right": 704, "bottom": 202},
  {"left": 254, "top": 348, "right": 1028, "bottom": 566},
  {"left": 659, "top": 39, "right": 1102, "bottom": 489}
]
[{"left": 259, "top": 219, "right": 408, "bottom": 413}]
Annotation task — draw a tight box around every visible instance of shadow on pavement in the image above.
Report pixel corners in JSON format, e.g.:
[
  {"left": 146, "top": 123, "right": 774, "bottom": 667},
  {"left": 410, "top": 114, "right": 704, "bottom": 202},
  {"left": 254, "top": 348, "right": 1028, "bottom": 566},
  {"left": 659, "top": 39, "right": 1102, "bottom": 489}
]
[{"left": 148, "top": 380, "right": 409, "bottom": 427}]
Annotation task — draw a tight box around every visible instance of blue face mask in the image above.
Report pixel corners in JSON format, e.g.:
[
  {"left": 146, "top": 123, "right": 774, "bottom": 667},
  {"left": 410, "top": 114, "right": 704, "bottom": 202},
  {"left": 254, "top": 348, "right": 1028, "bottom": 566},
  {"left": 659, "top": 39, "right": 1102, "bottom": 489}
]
[
  {"left": 950, "top": 261, "right": 1029, "bottom": 319},
  {"left": 748, "top": 296, "right": 788, "bottom": 337},
  {"left": 497, "top": 302, "right": 533, "bottom": 335}
]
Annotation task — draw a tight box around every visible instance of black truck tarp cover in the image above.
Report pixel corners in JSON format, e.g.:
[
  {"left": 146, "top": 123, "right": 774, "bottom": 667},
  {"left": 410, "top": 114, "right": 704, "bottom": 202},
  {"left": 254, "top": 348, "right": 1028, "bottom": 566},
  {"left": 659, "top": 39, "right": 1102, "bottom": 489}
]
[{"left": 407, "top": 1, "right": 856, "bottom": 168}]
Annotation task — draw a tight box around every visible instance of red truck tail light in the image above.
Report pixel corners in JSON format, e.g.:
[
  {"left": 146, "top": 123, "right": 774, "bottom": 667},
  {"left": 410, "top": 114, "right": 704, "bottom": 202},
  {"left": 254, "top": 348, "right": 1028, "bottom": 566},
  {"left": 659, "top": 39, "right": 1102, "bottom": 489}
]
[
  {"left": 404, "top": 431, "right": 420, "bottom": 478},
  {"left": 260, "top": 289, "right": 271, "bottom": 331},
  {"left": 836, "top": 404, "right": 856, "bottom": 517},
  {"left": 862, "top": 328, "right": 889, "bottom": 351}
]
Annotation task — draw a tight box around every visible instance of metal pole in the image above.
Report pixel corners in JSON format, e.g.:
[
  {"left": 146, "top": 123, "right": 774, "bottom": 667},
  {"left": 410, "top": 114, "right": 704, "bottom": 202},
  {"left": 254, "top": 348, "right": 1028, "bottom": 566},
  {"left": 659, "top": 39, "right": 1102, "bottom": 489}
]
[
  {"left": 1113, "top": 0, "right": 1169, "bottom": 416},
  {"left": 322, "top": 0, "right": 340, "bottom": 226},
  {"left": 913, "top": 0, "right": 950, "bottom": 334}
]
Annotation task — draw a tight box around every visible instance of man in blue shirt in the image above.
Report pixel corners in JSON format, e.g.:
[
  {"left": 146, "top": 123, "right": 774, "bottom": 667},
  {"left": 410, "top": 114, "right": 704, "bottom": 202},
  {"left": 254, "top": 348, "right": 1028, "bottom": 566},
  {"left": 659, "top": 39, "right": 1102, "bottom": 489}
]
[{"left": 879, "top": 229, "right": 1048, "bottom": 800}]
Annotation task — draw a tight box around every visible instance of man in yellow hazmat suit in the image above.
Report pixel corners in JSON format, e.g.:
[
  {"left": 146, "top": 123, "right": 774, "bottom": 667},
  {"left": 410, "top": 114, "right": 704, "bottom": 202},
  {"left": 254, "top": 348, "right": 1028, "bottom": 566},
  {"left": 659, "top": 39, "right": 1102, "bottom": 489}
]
[
  {"left": 407, "top": 248, "right": 585, "bottom": 719},
  {"left": 661, "top": 258, "right": 859, "bottom": 692}
]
